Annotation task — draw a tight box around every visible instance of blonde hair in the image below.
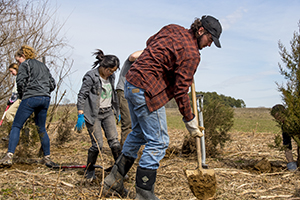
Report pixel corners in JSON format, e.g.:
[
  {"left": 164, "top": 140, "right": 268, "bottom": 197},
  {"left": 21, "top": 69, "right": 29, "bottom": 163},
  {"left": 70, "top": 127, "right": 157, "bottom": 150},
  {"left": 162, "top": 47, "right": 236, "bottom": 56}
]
[
  {"left": 8, "top": 63, "right": 19, "bottom": 72},
  {"left": 15, "top": 45, "right": 37, "bottom": 59}
]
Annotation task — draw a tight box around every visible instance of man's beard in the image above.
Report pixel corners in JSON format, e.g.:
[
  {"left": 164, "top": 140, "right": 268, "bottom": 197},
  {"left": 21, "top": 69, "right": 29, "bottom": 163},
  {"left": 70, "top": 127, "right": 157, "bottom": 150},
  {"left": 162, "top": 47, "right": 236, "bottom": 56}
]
[{"left": 196, "top": 33, "right": 204, "bottom": 50}]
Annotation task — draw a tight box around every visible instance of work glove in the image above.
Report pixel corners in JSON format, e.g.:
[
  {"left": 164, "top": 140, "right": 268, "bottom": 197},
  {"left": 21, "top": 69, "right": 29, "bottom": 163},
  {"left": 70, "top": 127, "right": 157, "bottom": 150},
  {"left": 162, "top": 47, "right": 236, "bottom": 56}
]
[
  {"left": 7, "top": 99, "right": 14, "bottom": 106},
  {"left": 287, "top": 162, "right": 297, "bottom": 171},
  {"left": 74, "top": 114, "right": 85, "bottom": 133},
  {"left": 183, "top": 116, "right": 204, "bottom": 138},
  {"left": 117, "top": 114, "right": 121, "bottom": 124}
]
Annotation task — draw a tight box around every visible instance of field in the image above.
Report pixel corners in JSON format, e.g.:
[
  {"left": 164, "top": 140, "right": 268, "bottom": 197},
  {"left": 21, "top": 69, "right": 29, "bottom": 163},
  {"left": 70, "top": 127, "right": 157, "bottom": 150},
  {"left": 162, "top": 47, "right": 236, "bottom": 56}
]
[{"left": 0, "top": 107, "right": 300, "bottom": 200}]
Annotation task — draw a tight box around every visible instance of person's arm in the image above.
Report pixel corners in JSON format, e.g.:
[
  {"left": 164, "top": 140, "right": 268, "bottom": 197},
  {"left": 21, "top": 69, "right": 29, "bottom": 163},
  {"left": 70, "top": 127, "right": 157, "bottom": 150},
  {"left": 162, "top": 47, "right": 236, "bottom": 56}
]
[
  {"left": 77, "top": 72, "right": 93, "bottom": 114},
  {"left": 128, "top": 50, "right": 143, "bottom": 62},
  {"left": 16, "top": 61, "right": 29, "bottom": 99}
]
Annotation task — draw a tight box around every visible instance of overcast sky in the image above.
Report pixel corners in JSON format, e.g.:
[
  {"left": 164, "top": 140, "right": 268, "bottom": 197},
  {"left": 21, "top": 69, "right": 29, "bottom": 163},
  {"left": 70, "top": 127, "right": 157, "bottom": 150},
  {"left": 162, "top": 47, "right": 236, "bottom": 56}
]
[{"left": 52, "top": 0, "right": 300, "bottom": 108}]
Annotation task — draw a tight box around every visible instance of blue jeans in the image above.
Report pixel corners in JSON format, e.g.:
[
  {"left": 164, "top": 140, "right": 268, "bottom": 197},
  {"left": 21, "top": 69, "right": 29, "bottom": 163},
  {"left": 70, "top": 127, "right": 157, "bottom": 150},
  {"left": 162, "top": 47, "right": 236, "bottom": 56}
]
[
  {"left": 86, "top": 108, "right": 119, "bottom": 152},
  {"left": 8, "top": 96, "right": 51, "bottom": 156},
  {"left": 123, "top": 81, "right": 169, "bottom": 170}
]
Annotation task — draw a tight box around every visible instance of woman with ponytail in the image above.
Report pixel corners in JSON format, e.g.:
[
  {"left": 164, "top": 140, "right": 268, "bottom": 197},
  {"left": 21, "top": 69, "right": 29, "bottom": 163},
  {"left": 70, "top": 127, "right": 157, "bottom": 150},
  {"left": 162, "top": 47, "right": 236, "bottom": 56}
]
[{"left": 75, "top": 49, "right": 121, "bottom": 181}]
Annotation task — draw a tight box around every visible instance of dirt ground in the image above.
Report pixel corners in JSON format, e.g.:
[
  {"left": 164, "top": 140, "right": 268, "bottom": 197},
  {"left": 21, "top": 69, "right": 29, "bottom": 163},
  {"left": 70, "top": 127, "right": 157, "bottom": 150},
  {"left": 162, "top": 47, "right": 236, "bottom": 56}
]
[{"left": 0, "top": 124, "right": 300, "bottom": 200}]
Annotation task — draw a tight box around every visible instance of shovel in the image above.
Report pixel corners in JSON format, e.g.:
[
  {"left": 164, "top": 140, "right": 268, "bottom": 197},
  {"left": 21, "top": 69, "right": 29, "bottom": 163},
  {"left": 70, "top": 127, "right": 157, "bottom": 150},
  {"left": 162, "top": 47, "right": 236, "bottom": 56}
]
[
  {"left": 184, "top": 80, "right": 217, "bottom": 200},
  {"left": 196, "top": 94, "right": 208, "bottom": 169},
  {"left": 0, "top": 105, "right": 10, "bottom": 126}
]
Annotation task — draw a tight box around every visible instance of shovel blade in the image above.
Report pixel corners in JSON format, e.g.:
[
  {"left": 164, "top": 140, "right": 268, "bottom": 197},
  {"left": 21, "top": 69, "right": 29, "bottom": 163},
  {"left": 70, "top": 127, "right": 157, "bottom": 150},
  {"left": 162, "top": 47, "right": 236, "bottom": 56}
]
[{"left": 185, "top": 168, "right": 217, "bottom": 200}]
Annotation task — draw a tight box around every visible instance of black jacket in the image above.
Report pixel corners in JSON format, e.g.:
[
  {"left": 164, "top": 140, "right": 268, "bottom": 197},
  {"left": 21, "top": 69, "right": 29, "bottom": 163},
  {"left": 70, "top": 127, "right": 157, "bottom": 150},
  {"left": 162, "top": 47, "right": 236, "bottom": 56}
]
[{"left": 17, "top": 59, "right": 56, "bottom": 100}]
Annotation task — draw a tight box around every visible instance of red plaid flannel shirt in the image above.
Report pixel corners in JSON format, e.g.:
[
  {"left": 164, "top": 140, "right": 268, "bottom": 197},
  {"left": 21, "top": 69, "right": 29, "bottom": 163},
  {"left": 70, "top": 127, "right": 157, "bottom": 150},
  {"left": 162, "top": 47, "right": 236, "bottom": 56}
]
[{"left": 126, "top": 24, "right": 200, "bottom": 121}]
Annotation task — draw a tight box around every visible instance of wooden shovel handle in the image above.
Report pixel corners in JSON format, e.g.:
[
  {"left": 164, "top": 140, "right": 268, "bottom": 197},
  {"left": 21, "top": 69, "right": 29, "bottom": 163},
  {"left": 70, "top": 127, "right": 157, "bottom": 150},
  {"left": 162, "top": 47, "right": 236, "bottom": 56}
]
[{"left": 191, "top": 79, "right": 202, "bottom": 170}]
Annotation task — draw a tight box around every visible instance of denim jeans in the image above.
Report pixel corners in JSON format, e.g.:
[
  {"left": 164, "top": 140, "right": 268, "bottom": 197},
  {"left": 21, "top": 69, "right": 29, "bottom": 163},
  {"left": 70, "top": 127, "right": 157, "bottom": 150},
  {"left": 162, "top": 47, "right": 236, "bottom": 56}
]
[
  {"left": 86, "top": 108, "right": 119, "bottom": 153},
  {"left": 8, "top": 96, "right": 50, "bottom": 155},
  {"left": 123, "top": 81, "right": 169, "bottom": 170}
]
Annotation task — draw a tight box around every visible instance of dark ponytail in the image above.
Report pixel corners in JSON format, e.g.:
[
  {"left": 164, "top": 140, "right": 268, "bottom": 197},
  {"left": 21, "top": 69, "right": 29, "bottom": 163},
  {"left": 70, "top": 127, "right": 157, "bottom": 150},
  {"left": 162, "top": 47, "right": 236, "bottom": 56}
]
[
  {"left": 92, "top": 49, "right": 105, "bottom": 68},
  {"left": 92, "top": 49, "right": 120, "bottom": 70}
]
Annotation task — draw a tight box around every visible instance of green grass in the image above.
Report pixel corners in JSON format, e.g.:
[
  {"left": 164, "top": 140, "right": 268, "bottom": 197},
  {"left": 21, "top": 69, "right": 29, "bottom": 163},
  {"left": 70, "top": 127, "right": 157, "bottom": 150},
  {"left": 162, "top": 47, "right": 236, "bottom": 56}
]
[
  {"left": 166, "top": 108, "right": 185, "bottom": 130},
  {"left": 165, "top": 107, "right": 281, "bottom": 134},
  {"left": 49, "top": 105, "right": 281, "bottom": 134},
  {"left": 232, "top": 108, "right": 281, "bottom": 134}
]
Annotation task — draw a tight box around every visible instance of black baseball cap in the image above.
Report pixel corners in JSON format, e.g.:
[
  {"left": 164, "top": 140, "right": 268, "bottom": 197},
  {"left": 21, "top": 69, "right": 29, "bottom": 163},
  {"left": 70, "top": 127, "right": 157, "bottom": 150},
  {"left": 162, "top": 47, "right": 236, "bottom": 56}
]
[{"left": 201, "top": 15, "right": 222, "bottom": 48}]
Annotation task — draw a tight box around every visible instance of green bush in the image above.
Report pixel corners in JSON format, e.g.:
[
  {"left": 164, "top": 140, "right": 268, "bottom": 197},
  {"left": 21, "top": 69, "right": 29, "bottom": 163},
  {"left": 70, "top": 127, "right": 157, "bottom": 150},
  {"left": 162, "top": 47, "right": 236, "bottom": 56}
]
[
  {"left": 204, "top": 100, "right": 234, "bottom": 157},
  {"left": 182, "top": 99, "right": 234, "bottom": 158}
]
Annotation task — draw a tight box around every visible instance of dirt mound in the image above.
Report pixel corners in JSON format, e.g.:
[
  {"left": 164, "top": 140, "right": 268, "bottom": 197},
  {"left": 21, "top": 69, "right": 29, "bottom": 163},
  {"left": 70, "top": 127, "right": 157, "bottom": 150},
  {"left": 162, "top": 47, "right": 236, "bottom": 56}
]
[
  {"left": 254, "top": 157, "right": 272, "bottom": 173},
  {"left": 182, "top": 136, "right": 197, "bottom": 156},
  {"left": 164, "top": 145, "right": 181, "bottom": 159}
]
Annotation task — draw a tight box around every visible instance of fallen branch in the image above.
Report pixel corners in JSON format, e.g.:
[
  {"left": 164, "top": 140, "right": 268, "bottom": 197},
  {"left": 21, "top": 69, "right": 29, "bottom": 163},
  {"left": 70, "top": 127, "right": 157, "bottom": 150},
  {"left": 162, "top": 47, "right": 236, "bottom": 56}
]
[
  {"left": 225, "top": 151, "right": 284, "bottom": 160},
  {"left": 14, "top": 169, "right": 74, "bottom": 187},
  {"left": 239, "top": 185, "right": 282, "bottom": 195},
  {"left": 13, "top": 169, "right": 55, "bottom": 176},
  {"left": 260, "top": 195, "right": 293, "bottom": 199},
  {"left": 215, "top": 168, "right": 292, "bottom": 177}
]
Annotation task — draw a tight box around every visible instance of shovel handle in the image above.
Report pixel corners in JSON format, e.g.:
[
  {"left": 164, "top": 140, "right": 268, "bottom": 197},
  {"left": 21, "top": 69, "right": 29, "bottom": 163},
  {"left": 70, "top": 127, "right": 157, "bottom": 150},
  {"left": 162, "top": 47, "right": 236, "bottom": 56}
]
[{"left": 191, "top": 80, "right": 202, "bottom": 170}]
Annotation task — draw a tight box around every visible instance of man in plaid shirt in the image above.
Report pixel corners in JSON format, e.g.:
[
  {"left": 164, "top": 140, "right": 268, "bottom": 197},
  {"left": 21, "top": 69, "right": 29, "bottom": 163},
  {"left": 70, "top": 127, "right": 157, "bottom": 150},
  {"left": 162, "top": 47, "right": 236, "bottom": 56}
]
[{"left": 104, "top": 15, "right": 222, "bottom": 199}]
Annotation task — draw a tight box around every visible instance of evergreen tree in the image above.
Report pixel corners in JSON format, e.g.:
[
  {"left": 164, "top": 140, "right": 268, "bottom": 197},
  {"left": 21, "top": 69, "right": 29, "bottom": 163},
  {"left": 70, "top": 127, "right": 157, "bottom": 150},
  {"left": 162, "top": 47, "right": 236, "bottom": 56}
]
[{"left": 277, "top": 20, "right": 300, "bottom": 147}]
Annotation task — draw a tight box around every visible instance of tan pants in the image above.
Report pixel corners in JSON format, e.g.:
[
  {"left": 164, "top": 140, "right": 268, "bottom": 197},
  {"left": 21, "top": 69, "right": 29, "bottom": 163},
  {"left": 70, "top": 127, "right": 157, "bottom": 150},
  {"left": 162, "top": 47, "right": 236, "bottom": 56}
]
[
  {"left": 116, "top": 90, "right": 132, "bottom": 147},
  {"left": 5, "top": 99, "right": 21, "bottom": 123}
]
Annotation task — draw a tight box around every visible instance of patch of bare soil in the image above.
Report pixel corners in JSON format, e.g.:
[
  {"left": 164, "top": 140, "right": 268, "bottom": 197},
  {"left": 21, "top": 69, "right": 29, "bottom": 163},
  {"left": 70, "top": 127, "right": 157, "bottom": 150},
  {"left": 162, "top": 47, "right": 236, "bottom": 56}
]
[{"left": 0, "top": 126, "right": 300, "bottom": 200}]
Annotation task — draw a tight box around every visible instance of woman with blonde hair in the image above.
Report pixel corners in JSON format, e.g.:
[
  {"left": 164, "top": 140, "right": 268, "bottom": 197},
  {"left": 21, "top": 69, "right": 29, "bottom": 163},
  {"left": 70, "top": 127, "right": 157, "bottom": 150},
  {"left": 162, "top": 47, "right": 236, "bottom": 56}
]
[{"left": 0, "top": 45, "right": 56, "bottom": 168}]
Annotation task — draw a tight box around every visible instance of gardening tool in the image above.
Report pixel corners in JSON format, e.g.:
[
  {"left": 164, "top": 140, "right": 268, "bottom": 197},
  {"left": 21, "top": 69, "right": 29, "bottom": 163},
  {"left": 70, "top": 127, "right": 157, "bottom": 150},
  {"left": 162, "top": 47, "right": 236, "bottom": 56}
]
[
  {"left": 0, "top": 105, "right": 10, "bottom": 126},
  {"left": 184, "top": 79, "right": 216, "bottom": 200},
  {"left": 196, "top": 94, "right": 208, "bottom": 169}
]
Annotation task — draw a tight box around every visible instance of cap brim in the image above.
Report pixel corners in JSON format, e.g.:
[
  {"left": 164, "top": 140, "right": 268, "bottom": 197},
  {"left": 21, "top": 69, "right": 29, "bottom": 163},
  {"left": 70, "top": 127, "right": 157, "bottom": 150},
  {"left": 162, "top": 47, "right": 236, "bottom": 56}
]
[{"left": 212, "top": 36, "right": 221, "bottom": 48}]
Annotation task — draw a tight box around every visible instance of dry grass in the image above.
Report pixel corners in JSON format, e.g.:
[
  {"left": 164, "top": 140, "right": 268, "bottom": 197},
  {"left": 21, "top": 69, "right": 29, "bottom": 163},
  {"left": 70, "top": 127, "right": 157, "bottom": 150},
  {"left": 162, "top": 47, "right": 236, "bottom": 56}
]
[{"left": 0, "top": 108, "right": 299, "bottom": 200}]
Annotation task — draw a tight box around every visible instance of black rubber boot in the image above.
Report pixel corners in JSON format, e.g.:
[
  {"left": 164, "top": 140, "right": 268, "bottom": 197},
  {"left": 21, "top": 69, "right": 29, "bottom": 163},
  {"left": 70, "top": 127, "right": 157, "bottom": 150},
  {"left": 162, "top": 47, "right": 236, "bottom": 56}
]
[
  {"left": 135, "top": 166, "right": 160, "bottom": 200},
  {"left": 103, "top": 153, "right": 135, "bottom": 198},
  {"left": 111, "top": 143, "right": 122, "bottom": 161},
  {"left": 85, "top": 149, "right": 99, "bottom": 181}
]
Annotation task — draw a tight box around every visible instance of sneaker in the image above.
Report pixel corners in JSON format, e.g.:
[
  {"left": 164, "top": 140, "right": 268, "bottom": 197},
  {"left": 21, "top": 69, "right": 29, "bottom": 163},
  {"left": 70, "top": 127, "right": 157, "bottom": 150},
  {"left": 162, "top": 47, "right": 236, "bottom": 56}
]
[
  {"left": 43, "top": 155, "right": 59, "bottom": 168},
  {"left": 1, "top": 136, "right": 9, "bottom": 141},
  {"left": 0, "top": 152, "right": 13, "bottom": 167}
]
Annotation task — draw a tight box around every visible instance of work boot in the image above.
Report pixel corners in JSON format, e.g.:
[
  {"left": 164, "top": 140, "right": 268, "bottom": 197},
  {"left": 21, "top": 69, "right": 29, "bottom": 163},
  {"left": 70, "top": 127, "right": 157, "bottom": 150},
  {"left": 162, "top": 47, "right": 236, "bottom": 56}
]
[
  {"left": 109, "top": 143, "right": 131, "bottom": 180},
  {"left": 43, "top": 155, "right": 59, "bottom": 168},
  {"left": 0, "top": 152, "right": 13, "bottom": 167},
  {"left": 85, "top": 149, "right": 99, "bottom": 181},
  {"left": 111, "top": 143, "right": 122, "bottom": 161},
  {"left": 103, "top": 153, "right": 135, "bottom": 198},
  {"left": 135, "top": 166, "right": 160, "bottom": 200}
]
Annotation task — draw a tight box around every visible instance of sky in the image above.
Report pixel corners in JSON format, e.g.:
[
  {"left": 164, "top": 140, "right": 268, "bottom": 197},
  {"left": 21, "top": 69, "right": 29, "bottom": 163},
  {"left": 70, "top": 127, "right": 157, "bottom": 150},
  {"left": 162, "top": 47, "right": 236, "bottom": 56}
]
[{"left": 51, "top": 0, "right": 300, "bottom": 108}]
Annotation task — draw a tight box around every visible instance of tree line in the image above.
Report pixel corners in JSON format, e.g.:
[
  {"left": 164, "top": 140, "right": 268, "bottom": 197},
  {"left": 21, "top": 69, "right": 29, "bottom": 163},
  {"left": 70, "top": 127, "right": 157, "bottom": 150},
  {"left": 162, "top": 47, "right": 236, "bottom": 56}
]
[{"left": 165, "top": 91, "right": 246, "bottom": 108}]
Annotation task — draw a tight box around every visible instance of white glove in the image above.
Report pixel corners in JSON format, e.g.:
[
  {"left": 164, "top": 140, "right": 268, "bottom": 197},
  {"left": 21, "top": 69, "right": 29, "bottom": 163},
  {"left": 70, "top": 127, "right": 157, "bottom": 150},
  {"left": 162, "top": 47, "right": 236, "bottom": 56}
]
[{"left": 183, "top": 116, "right": 204, "bottom": 138}]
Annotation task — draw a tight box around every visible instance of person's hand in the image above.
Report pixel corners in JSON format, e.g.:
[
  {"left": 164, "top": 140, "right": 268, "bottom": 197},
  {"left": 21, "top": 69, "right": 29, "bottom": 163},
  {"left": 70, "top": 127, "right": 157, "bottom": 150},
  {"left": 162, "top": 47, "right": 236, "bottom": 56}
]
[
  {"left": 74, "top": 114, "right": 85, "bottom": 133},
  {"left": 118, "top": 114, "right": 121, "bottom": 123},
  {"left": 6, "top": 99, "right": 14, "bottom": 106},
  {"left": 183, "top": 116, "right": 204, "bottom": 138},
  {"left": 287, "top": 162, "right": 297, "bottom": 171}
]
